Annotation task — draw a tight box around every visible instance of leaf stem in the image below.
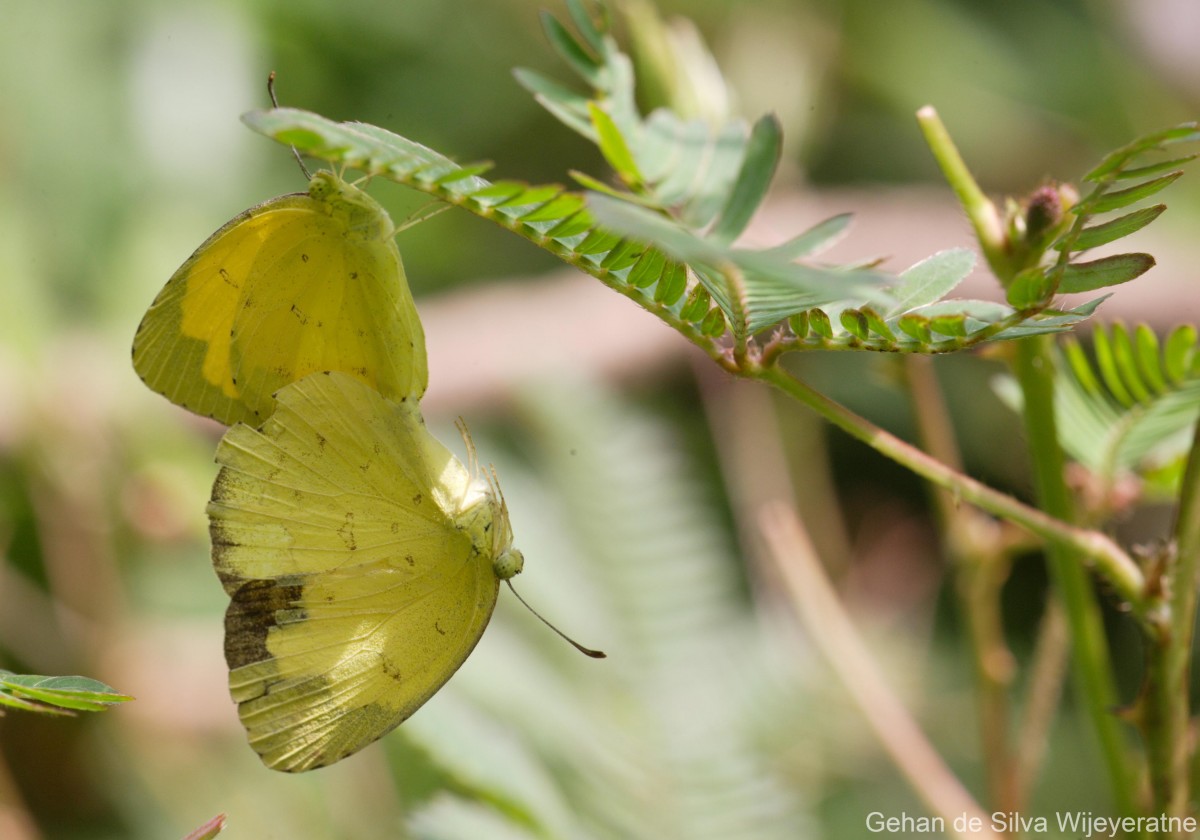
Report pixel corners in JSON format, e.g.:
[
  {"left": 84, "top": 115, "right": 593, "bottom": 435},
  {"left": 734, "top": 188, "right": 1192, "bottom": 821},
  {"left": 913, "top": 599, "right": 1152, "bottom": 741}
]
[
  {"left": 1011, "top": 335, "right": 1141, "bottom": 820},
  {"left": 755, "top": 362, "right": 1155, "bottom": 629}
]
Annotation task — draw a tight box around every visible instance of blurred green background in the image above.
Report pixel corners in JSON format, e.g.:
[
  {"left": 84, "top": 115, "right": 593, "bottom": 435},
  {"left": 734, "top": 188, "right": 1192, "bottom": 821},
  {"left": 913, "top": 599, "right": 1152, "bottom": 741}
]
[{"left": 1, "top": 0, "right": 1197, "bottom": 837}]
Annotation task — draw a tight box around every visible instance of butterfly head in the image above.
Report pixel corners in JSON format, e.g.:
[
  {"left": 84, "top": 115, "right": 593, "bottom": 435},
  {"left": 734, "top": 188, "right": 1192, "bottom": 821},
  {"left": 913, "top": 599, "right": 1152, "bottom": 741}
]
[
  {"left": 307, "top": 171, "right": 395, "bottom": 242},
  {"left": 494, "top": 547, "right": 524, "bottom": 581}
]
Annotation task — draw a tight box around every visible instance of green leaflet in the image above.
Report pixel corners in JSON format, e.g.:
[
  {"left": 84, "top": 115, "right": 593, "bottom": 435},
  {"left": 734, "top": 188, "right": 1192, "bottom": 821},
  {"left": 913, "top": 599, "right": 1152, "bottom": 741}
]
[
  {"left": 1013, "top": 323, "right": 1200, "bottom": 491},
  {"left": 708, "top": 114, "right": 783, "bottom": 246},
  {"left": 886, "top": 249, "right": 975, "bottom": 316},
  {"left": 1058, "top": 253, "right": 1155, "bottom": 294},
  {"left": 1060, "top": 205, "right": 1165, "bottom": 251},
  {"left": 242, "top": 21, "right": 1200, "bottom": 361},
  {"left": 588, "top": 193, "right": 887, "bottom": 336},
  {"left": 1075, "top": 171, "right": 1182, "bottom": 215},
  {"left": 0, "top": 669, "right": 133, "bottom": 714}
]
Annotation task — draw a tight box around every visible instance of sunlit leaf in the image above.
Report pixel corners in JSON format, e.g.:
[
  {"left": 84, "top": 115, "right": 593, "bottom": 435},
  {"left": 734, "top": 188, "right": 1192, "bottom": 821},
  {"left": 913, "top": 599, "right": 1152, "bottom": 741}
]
[
  {"left": 760, "top": 213, "right": 852, "bottom": 261},
  {"left": 1134, "top": 324, "right": 1168, "bottom": 395},
  {"left": 589, "top": 102, "right": 643, "bottom": 186},
  {"left": 497, "top": 184, "right": 564, "bottom": 211},
  {"left": 627, "top": 248, "right": 667, "bottom": 288},
  {"left": 886, "top": 249, "right": 975, "bottom": 316},
  {"left": 513, "top": 67, "right": 595, "bottom": 139},
  {"left": 1093, "top": 326, "right": 1135, "bottom": 408},
  {"left": 1111, "top": 322, "right": 1152, "bottom": 404},
  {"left": 1165, "top": 326, "right": 1198, "bottom": 385},
  {"left": 588, "top": 192, "right": 885, "bottom": 333},
  {"left": 1032, "top": 322, "right": 1200, "bottom": 491},
  {"left": 1063, "top": 337, "right": 1103, "bottom": 395}
]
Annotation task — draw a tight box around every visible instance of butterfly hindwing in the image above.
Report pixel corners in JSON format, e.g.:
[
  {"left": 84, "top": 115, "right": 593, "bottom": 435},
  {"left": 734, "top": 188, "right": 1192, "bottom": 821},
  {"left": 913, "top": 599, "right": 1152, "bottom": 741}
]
[
  {"left": 133, "top": 195, "right": 311, "bottom": 426},
  {"left": 227, "top": 196, "right": 427, "bottom": 420},
  {"left": 133, "top": 172, "right": 428, "bottom": 427},
  {"left": 208, "top": 372, "right": 501, "bottom": 771}
]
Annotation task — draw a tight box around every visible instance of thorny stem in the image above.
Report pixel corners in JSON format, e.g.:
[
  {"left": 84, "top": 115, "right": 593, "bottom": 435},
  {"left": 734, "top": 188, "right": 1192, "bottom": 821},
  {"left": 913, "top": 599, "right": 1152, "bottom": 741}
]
[
  {"left": 1012, "top": 336, "right": 1141, "bottom": 821},
  {"left": 1146, "top": 419, "right": 1200, "bottom": 831}
]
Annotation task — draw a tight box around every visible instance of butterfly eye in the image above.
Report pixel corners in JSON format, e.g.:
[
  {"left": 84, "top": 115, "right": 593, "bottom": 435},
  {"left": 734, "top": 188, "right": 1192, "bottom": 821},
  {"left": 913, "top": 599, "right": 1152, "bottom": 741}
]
[
  {"left": 307, "top": 170, "right": 338, "bottom": 200},
  {"left": 494, "top": 547, "right": 524, "bottom": 580}
]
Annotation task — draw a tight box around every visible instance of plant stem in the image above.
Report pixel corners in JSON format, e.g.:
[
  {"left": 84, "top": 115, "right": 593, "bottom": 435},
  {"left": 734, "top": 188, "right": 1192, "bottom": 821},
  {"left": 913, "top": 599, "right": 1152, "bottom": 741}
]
[
  {"left": 904, "top": 356, "right": 1017, "bottom": 812},
  {"left": 1147, "top": 420, "right": 1200, "bottom": 829},
  {"left": 758, "top": 502, "right": 1001, "bottom": 840},
  {"left": 0, "top": 746, "right": 41, "bottom": 840},
  {"left": 756, "top": 362, "right": 1153, "bottom": 627},
  {"left": 1011, "top": 335, "right": 1141, "bottom": 820},
  {"left": 1013, "top": 599, "right": 1070, "bottom": 811},
  {"left": 915, "top": 106, "right": 1009, "bottom": 280}
]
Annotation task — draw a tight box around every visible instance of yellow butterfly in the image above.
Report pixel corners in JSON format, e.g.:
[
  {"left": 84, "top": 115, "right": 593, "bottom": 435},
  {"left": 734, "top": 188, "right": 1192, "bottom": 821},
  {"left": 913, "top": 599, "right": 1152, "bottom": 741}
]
[
  {"left": 207, "top": 371, "right": 523, "bottom": 771},
  {"left": 133, "top": 171, "right": 426, "bottom": 427}
]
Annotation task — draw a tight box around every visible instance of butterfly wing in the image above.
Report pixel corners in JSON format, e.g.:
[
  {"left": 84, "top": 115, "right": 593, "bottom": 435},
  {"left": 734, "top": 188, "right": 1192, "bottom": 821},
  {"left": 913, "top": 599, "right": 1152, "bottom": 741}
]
[
  {"left": 227, "top": 185, "right": 427, "bottom": 422},
  {"left": 208, "top": 372, "right": 499, "bottom": 771},
  {"left": 133, "top": 194, "right": 311, "bottom": 426},
  {"left": 133, "top": 173, "right": 427, "bottom": 427}
]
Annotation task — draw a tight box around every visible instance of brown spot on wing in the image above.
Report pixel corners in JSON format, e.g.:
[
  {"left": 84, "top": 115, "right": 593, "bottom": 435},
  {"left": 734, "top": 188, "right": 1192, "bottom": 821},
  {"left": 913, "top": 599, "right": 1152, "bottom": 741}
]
[
  {"left": 225, "top": 578, "right": 305, "bottom": 670},
  {"left": 338, "top": 511, "right": 356, "bottom": 550},
  {"left": 380, "top": 652, "right": 403, "bottom": 683}
]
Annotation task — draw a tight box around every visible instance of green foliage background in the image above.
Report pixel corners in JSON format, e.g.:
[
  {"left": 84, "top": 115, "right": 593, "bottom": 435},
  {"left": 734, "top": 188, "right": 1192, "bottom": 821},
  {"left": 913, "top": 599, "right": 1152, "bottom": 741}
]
[{"left": 1, "top": 0, "right": 1198, "bottom": 837}]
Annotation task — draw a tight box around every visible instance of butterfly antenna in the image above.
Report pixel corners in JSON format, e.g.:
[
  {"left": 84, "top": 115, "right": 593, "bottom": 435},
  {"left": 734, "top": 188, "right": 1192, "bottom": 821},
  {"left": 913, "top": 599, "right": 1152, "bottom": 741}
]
[
  {"left": 505, "top": 580, "right": 606, "bottom": 659},
  {"left": 267, "top": 71, "right": 312, "bottom": 180}
]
